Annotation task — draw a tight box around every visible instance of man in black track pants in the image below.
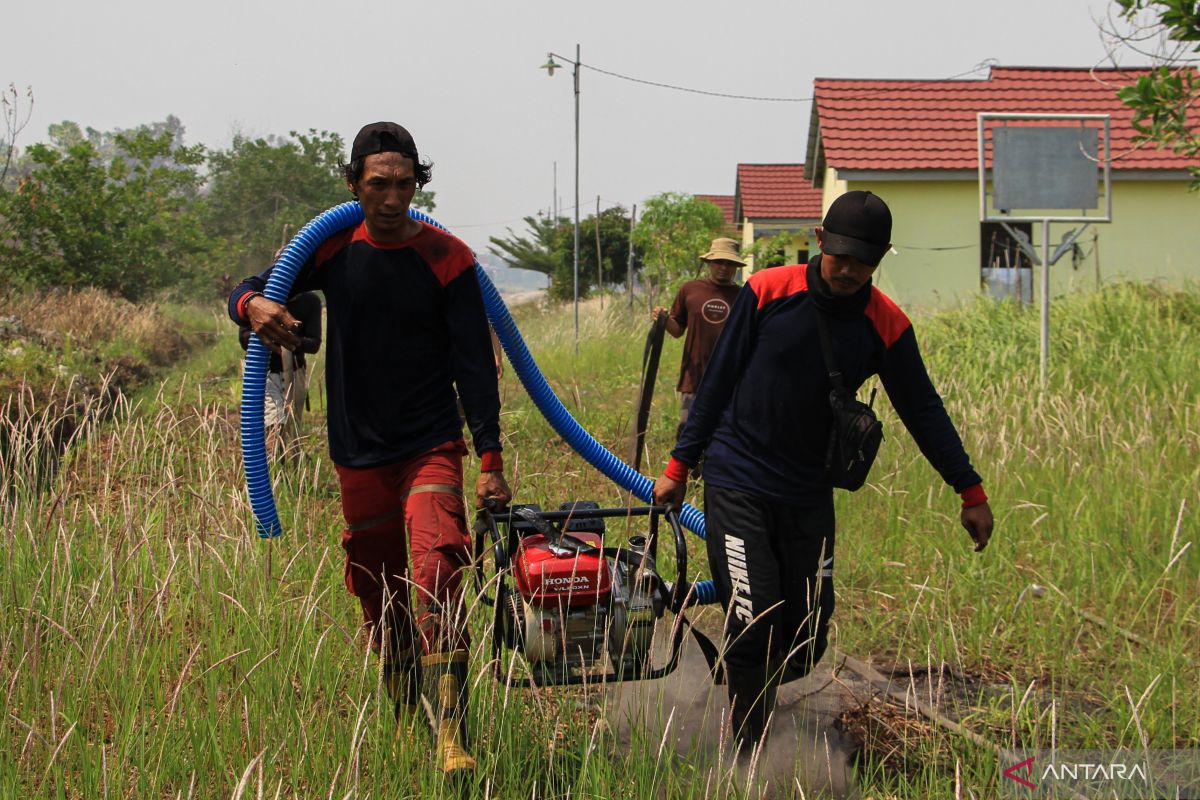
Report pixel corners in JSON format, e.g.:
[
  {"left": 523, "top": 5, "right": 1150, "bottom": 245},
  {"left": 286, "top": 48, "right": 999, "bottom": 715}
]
[{"left": 653, "top": 190, "right": 994, "bottom": 753}]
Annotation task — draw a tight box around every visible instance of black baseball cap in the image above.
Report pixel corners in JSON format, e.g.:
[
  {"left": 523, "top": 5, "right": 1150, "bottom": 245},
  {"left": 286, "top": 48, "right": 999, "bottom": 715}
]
[
  {"left": 350, "top": 121, "right": 419, "bottom": 163},
  {"left": 820, "top": 190, "right": 892, "bottom": 267}
]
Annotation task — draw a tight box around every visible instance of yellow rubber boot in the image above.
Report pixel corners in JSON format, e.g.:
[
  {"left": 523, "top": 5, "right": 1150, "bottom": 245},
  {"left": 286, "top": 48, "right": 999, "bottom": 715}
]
[{"left": 421, "top": 651, "right": 476, "bottom": 774}]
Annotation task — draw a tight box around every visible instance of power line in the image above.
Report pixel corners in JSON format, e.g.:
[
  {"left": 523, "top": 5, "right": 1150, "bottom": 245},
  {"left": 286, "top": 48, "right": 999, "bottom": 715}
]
[
  {"left": 451, "top": 195, "right": 633, "bottom": 230},
  {"left": 574, "top": 58, "right": 1000, "bottom": 104},
  {"left": 893, "top": 243, "right": 976, "bottom": 252},
  {"left": 443, "top": 215, "right": 532, "bottom": 229},
  {"left": 580, "top": 62, "right": 810, "bottom": 103}
]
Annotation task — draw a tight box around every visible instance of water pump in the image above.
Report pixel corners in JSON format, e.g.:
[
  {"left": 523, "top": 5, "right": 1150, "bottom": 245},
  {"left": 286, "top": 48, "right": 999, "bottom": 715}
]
[{"left": 477, "top": 503, "right": 690, "bottom": 686}]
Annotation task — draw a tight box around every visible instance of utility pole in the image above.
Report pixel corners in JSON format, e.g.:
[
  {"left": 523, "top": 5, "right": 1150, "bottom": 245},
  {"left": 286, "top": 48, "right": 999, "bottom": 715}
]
[
  {"left": 573, "top": 43, "right": 580, "bottom": 351},
  {"left": 539, "top": 43, "right": 582, "bottom": 350},
  {"left": 1040, "top": 219, "right": 1050, "bottom": 389}
]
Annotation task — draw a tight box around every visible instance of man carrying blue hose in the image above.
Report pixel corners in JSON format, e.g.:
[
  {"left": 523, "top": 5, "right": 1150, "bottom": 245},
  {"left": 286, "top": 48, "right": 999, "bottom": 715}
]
[
  {"left": 228, "top": 122, "right": 511, "bottom": 775},
  {"left": 653, "top": 190, "right": 993, "bottom": 754}
]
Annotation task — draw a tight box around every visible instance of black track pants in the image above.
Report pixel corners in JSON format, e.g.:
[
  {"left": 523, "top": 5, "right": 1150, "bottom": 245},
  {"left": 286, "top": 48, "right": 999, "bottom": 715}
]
[{"left": 704, "top": 483, "right": 836, "bottom": 681}]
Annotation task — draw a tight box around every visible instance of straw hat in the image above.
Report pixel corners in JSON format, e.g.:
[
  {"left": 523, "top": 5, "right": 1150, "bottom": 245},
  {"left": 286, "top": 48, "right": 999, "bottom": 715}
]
[{"left": 700, "top": 237, "right": 746, "bottom": 266}]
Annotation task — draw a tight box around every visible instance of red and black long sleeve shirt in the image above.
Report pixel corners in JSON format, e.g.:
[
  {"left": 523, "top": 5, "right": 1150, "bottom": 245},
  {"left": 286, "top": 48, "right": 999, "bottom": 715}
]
[
  {"left": 669, "top": 257, "right": 983, "bottom": 507},
  {"left": 229, "top": 221, "right": 502, "bottom": 470}
]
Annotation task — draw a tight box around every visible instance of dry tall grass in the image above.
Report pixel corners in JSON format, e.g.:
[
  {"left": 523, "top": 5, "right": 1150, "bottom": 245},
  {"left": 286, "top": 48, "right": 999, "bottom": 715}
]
[{"left": 1, "top": 287, "right": 188, "bottom": 369}]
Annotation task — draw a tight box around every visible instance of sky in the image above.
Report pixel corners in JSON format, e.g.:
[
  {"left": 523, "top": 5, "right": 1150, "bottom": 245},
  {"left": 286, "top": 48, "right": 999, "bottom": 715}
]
[{"left": 4, "top": 0, "right": 1138, "bottom": 254}]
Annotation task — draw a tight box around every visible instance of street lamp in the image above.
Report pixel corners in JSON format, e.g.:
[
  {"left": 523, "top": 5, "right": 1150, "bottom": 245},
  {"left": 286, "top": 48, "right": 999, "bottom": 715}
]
[{"left": 541, "top": 45, "right": 581, "bottom": 349}]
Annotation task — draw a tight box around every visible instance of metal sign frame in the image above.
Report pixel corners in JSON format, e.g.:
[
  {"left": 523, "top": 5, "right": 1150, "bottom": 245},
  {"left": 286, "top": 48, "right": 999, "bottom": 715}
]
[
  {"left": 978, "top": 113, "right": 1112, "bottom": 223},
  {"left": 977, "top": 113, "right": 1113, "bottom": 389}
]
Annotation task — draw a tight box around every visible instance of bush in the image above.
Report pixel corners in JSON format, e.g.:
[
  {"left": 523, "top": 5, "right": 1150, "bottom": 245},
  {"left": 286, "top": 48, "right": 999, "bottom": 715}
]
[{"left": 0, "top": 129, "right": 209, "bottom": 301}]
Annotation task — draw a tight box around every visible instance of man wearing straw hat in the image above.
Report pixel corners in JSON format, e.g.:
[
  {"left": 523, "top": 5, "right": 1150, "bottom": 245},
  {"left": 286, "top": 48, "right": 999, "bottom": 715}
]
[
  {"left": 228, "top": 121, "right": 511, "bottom": 776},
  {"left": 654, "top": 191, "right": 993, "bottom": 755},
  {"left": 652, "top": 237, "right": 745, "bottom": 440}
]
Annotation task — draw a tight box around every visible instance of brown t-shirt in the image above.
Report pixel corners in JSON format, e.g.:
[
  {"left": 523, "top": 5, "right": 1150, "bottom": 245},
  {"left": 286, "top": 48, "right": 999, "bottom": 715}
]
[{"left": 668, "top": 279, "right": 741, "bottom": 393}]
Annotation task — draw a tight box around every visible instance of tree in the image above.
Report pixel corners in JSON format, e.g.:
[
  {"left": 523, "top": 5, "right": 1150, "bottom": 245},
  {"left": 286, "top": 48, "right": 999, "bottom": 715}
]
[
  {"left": 489, "top": 207, "right": 640, "bottom": 302},
  {"left": 1, "top": 83, "right": 34, "bottom": 189},
  {"left": 489, "top": 214, "right": 571, "bottom": 276},
  {"left": 745, "top": 231, "right": 795, "bottom": 269},
  {"left": 631, "top": 192, "right": 725, "bottom": 297},
  {"left": 0, "top": 124, "right": 208, "bottom": 300},
  {"left": 201, "top": 130, "right": 349, "bottom": 280},
  {"left": 1111, "top": 1, "right": 1200, "bottom": 187},
  {"left": 412, "top": 186, "right": 436, "bottom": 213},
  {"left": 45, "top": 115, "right": 190, "bottom": 170},
  {"left": 202, "top": 129, "right": 436, "bottom": 283},
  {"left": 580, "top": 205, "right": 639, "bottom": 291}
]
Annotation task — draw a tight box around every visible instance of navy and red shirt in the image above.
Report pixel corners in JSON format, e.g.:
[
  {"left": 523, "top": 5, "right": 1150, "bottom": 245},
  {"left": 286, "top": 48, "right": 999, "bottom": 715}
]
[
  {"left": 670, "top": 257, "right": 982, "bottom": 506},
  {"left": 229, "top": 221, "right": 502, "bottom": 470}
]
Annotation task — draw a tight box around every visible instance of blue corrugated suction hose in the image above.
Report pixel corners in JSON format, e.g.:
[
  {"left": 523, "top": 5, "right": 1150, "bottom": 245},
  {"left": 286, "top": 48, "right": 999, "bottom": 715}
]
[
  {"left": 240, "top": 201, "right": 363, "bottom": 538},
  {"left": 239, "top": 203, "right": 716, "bottom": 606}
]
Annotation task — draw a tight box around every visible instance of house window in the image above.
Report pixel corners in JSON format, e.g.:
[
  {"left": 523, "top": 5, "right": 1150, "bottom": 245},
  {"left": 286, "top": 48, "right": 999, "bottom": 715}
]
[
  {"left": 980, "top": 222, "right": 1033, "bottom": 304},
  {"left": 796, "top": 249, "right": 809, "bottom": 264}
]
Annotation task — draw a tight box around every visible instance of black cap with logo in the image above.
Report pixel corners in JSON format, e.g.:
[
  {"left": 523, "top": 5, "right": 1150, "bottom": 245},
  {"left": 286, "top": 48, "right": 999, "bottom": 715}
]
[
  {"left": 350, "top": 122, "right": 419, "bottom": 163},
  {"left": 820, "top": 190, "right": 892, "bottom": 267}
]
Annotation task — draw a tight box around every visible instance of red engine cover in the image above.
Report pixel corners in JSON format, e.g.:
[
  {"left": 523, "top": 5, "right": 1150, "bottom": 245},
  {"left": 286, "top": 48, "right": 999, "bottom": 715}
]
[{"left": 513, "top": 533, "right": 611, "bottom": 608}]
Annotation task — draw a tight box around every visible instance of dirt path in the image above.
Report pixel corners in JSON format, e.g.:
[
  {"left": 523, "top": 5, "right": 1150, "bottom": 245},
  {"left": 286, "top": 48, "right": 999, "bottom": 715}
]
[{"left": 603, "top": 607, "right": 1020, "bottom": 798}]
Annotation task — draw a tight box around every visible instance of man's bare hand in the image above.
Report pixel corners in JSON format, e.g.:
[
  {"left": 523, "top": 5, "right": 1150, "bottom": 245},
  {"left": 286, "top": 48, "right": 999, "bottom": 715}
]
[
  {"left": 961, "top": 502, "right": 994, "bottom": 552},
  {"left": 475, "top": 471, "right": 512, "bottom": 509},
  {"left": 246, "top": 295, "right": 301, "bottom": 352},
  {"left": 653, "top": 474, "right": 685, "bottom": 510}
]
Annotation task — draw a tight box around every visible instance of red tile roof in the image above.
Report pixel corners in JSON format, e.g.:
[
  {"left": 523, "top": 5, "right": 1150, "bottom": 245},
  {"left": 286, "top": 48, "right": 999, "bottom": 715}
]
[
  {"left": 735, "top": 164, "right": 825, "bottom": 221},
  {"left": 695, "top": 193, "right": 736, "bottom": 227},
  {"left": 809, "top": 66, "right": 1198, "bottom": 173}
]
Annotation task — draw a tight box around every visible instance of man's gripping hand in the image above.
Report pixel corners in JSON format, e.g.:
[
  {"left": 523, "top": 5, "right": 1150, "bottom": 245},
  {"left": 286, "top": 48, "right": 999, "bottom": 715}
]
[
  {"left": 650, "top": 307, "right": 681, "bottom": 338},
  {"left": 961, "top": 502, "right": 994, "bottom": 552},
  {"left": 245, "top": 295, "right": 301, "bottom": 353},
  {"left": 653, "top": 474, "right": 686, "bottom": 510},
  {"left": 475, "top": 471, "right": 512, "bottom": 509}
]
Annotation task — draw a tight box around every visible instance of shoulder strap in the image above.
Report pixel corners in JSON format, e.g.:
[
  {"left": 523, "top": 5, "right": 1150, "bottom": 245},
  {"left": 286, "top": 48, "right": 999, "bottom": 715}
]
[{"left": 813, "top": 310, "right": 844, "bottom": 390}]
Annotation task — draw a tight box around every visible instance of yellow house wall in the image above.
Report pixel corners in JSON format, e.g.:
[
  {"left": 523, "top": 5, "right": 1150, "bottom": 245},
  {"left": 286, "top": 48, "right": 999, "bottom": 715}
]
[
  {"left": 740, "top": 220, "right": 756, "bottom": 278},
  {"left": 827, "top": 174, "right": 1200, "bottom": 312},
  {"left": 741, "top": 220, "right": 755, "bottom": 266},
  {"left": 741, "top": 222, "right": 813, "bottom": 275},
  {"left": 1096, "top": 181, "right": 1199, "bottom": 287},
  {"left": 822, "top": 167, "right": 847, "bottom": 211},
  {"left": 788, "top": 231, "right": 809, "bottom": 263},
  {"left": 842, "top": 180, "right": 981, "bottom": 311}
]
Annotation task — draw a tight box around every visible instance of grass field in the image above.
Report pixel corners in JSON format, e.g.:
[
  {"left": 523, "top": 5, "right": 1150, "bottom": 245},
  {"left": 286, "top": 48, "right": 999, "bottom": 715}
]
[{"left": 2, "top": 283, "right": 1197, "bottom": 798}]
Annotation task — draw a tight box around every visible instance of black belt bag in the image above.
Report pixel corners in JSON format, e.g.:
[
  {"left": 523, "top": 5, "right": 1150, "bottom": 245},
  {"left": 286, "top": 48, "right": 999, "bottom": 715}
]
[{"left": 815, "top": 311, "right": 883, "bottom": 491}]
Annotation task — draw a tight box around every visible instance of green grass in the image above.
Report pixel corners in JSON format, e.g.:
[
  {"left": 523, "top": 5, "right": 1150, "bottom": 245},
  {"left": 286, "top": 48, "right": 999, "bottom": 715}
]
[{"left": 2, "top": 284, "right": 1197, "bottom": 798}]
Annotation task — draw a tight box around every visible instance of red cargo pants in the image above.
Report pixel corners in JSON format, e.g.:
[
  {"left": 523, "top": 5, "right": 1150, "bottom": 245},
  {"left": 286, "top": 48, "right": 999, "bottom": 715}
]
[{"left": 335, "top": 439, "right": 473, "bottom": 657}]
